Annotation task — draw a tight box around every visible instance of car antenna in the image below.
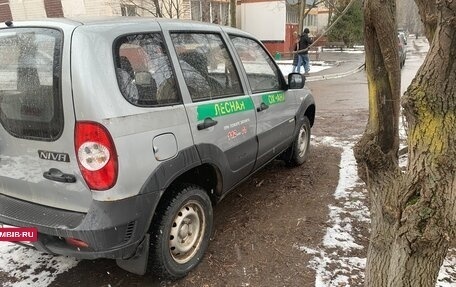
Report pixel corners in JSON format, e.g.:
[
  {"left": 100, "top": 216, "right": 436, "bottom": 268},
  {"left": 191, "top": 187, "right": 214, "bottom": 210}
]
[{"left": 5, "top": 20, "right": 13, "bottom": 27}]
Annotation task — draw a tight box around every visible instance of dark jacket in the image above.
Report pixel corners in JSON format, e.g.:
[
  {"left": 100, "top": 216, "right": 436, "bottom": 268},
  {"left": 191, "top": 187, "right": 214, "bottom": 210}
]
[{"left": 298, "top": 32, "right": 312, "bottom": 55}]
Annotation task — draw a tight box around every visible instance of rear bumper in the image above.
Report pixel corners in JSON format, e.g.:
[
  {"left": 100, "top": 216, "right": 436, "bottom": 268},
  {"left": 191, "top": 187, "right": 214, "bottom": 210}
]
[{"left": 0, "top": 191, "right": 161, "bottom": 260}]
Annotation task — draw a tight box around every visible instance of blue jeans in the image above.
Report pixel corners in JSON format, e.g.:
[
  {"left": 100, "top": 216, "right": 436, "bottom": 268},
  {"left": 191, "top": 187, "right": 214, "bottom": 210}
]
[{"left": 294, "top": 54, "right": 310, "bottom": 73}]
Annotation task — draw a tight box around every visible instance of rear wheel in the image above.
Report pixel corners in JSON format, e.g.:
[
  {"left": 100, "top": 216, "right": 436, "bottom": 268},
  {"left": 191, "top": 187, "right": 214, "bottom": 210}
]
[
  {"left": 148, "top": 184, "right": 213, "bottom": 279},
  {"left": 285, "top": 116, "right": 311, "bottom": 167}
]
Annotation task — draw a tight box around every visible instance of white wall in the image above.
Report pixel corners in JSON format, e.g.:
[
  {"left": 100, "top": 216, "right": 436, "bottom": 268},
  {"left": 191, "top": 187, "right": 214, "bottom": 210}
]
[
  {"left": 317, "top": 11, "right": 329, "bottom": 33},
  {"left": 61, "top": 0, "right": 87, "bottom": 17},
  {"left": 10, "top": 0, "right": 46, "bottom": 20},
  {"left": 240, "top": 1, "right": 286, "bottom": 41},
  {"left": 82, "top": 0, "right": 115, "bottom": 16},
  {"left": 62, "top": 0, "right": 115, "bottom": 17}
]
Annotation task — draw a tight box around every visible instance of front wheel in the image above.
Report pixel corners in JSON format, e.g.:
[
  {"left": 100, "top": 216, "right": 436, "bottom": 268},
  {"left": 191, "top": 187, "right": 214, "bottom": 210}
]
[
  {"left": 148, "top": 184, "right": 213, "bottom": 279},
  {"left": 285, "top": 116, "right": 311, "bottom": 167}
]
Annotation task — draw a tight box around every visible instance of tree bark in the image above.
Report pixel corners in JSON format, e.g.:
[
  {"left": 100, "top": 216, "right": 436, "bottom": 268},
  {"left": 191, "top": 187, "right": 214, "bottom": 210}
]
[
  {"left": 356, "top": 0, "right": 456, "bottom": 286},
  {"left": 414, "top": 0, "right": 437, "bottom": 40},
  {"left": 397, "top": 1, "right": 456, "bottom": 284}
]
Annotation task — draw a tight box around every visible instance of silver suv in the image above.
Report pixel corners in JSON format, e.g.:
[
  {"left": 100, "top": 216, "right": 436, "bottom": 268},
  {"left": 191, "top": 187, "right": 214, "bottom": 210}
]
[{"left": 0, "top": 17, "right": 315, "bottom": 279}]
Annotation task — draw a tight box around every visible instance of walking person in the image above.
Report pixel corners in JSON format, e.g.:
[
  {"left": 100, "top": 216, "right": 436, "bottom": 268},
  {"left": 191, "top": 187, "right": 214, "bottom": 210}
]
[
  {"left": 291, "top": 31, "right": 300, "bottom": 72},
  {"left": 294, "top": 28, "right": 313, "bottom": 74}
]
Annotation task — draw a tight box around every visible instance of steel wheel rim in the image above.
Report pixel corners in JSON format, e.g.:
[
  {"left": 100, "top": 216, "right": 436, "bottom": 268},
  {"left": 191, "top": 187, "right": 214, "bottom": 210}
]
[
  {"left": 169, "top": 200, "right": 206, "bottom": 264},
  {"left": 298, "top": 124, "right": 309, "bottom": 158}
]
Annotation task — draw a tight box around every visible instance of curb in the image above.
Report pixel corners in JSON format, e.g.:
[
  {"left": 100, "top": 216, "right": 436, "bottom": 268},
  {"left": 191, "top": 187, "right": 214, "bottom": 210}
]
[{"left": 306, "top": 63, "right": 365, "bottom": 82}]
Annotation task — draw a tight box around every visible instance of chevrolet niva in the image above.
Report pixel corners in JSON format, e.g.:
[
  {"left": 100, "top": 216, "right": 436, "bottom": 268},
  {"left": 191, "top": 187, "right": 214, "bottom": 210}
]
[{"left": 0, "top": 17, "right": 315, "bottom": 279}]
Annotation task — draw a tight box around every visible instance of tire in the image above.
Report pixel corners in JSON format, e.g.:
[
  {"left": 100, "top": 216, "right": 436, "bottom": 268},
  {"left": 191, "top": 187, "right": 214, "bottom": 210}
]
[
  {"left": 286, "top": 116, "right": 311, "bottom": 167},
  {"left": 148, "top": 184, "right": 213, "bottom": 279}
]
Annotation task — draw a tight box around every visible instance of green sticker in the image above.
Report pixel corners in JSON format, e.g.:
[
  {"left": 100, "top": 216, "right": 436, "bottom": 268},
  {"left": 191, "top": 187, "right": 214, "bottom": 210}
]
[
  {"left": 197, "top": 98, "right": 254, "bottom": 120},
  {"left": 262, "top": 92, "right": 285, "bottom": 105}
]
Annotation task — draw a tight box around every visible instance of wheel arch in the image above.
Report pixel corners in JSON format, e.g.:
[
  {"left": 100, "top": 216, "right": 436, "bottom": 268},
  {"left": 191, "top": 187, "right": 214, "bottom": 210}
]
[
  {"left": 164, "top": 163, "right": 222, "bottom": 205},
  {"left": 138, "top": 145, "right": 222, "bottom": 227},
  {"left": 304, "top": 103, "right": 315, "bottom": 127}
]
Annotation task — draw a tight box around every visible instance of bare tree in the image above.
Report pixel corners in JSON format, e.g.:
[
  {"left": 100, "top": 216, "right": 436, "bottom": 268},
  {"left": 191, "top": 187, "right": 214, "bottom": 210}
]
[
  {"left": 117, "top": 0, "right": 189, "bottom": 19},
  {"left": 288, "top": 0, "right": 326, "bottom": 33},
  {"left": 355, "top": 0, "right": 456, "bottom": 285},
  {"left": 324, "top": 0, "right": 340, "bottom": 26},
  {"left": 200, "top": 0, "right": 210, "bottom": 22}
]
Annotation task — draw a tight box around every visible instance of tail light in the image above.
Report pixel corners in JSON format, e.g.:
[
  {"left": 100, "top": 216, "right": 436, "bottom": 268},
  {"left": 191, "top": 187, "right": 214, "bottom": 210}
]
[{"left": 75, "top": 121, "right": 118, "bottom": 190}]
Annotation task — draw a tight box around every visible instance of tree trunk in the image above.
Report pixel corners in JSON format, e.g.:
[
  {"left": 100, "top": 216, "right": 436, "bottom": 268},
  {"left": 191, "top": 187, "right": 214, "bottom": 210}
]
[
  {"left": 355, "top": 0, "right": 456, "bottom": 286},
  {"left": 414, "top": 0, "right": 437, "bottom": 40},
  {"left": 230, "top": 0, "right": 236, "bottom": 27},
  {"left": 201, "top": 0, "right": 210, "bottom": 22},
  {"left": 354, "top": 0, "right": 401, "bottom": 280},
  {"left": 152, "top": 0, "right": 162, "bottom": 17},
  {"left": 298, "top": 0, "right": 305, "bottom": 33},
  {"left": 398, "top": 0, "right": 456, "bottom": 283}
]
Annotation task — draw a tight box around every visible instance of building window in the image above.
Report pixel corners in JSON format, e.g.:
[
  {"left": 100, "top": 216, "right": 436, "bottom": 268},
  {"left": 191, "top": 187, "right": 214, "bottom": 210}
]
[
  {"left": 121, "top": 4, "right": 136, "bottom": 16},
  {"left": 219, "top": 2, "right": 229, "bottom": 25},
  {"left": 191, "top": 1, "right": 201, "bottom": 21},
  {"left": 287, "top": 4, "right": 318, "bottom": 26},
  {"left": 211, "top": 2, "right": 220, "bottom": 23},
  {"left": 303, "top": 14, "right": 317, "bottom": 26},
  {"left": 191, "top": 1, "right": 229, "bottom": 25},
  {"left": 286, "top": 6, "right": 299, "bottom": 24}
]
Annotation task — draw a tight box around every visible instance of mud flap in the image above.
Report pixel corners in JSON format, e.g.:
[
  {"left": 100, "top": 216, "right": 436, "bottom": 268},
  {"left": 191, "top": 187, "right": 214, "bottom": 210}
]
[{"left": 116, "top": 234, "right": 150, "bottom": 275}]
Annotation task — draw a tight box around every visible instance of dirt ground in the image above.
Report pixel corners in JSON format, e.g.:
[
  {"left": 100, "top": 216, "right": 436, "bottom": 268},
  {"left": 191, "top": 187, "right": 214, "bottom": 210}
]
[
  {"left": 50, "top": 145, "right": 353, "bottom": 287},
  {"left": 47, "top": 68, "right": 374, "bottom": 287},
  {"left": 49, "top": 101, "right": 372, "bottom": 287}
]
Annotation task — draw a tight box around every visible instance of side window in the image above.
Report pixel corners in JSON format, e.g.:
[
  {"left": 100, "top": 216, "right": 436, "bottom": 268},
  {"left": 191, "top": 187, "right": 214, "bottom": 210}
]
[
  {"left": 230, "top": 36, "right": 284, "bottom": 93},
  {"left": 114, "top": 33, "right": 179, "bottom": 106},
  {"left": 0, "top": 28, "right": 63, "bottom": 141},
  {"left": 170, "top": 32, "right": 242, "bottom": 102}
]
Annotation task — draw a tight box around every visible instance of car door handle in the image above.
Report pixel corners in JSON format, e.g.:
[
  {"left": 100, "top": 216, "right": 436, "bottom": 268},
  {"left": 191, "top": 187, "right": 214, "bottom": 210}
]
[
  {"left": 197, "top": 117, "right": 218, "bottom": 130},
  {"left": 43, "top": 168, "right": 76, "bottom": 183},
  {"left": 257, "top": 102, "right": 269, "bottom": 112}
]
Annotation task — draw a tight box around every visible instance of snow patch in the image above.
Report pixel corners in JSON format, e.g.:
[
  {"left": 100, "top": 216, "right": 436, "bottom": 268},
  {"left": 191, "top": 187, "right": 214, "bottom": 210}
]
[
  {"left": 296, "top": 137, "right": 456, "bottom": 286},
  {"left": 0, "top": 242, "right": 78, "bottom": 287}
]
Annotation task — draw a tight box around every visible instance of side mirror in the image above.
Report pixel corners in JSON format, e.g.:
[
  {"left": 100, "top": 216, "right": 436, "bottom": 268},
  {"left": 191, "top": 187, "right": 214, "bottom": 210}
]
[{"left": 288, "top": 73, "right": 305, "bottom": 89}]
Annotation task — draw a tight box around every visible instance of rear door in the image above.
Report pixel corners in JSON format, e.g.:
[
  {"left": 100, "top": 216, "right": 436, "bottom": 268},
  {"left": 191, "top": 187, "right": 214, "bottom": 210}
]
[
  {"left": 168, "top": 31, "right": 258, "bottom": 190},
  {"left": 229, "top": 35, "right": 297, "bottom": 169},
  {"left": 0, "top": 24, "right": 92, "bottom": 212}
]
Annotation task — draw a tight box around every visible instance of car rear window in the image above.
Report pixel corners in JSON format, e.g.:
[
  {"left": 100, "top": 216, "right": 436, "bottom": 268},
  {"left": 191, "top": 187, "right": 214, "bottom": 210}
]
[{"left": 0, "top": 27, "right": 63, "bottom": 141}]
